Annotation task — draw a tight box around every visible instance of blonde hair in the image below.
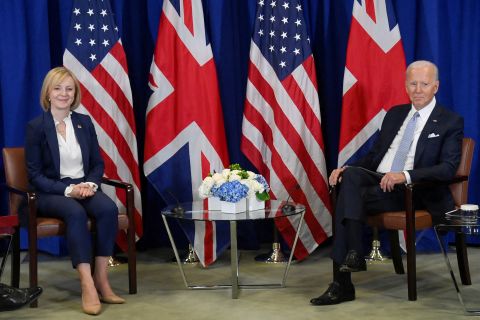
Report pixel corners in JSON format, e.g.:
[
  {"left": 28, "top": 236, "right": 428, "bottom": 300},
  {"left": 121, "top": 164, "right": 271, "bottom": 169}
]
[{"left": 39, "top": 67, "right": 81, "bottom": 111}]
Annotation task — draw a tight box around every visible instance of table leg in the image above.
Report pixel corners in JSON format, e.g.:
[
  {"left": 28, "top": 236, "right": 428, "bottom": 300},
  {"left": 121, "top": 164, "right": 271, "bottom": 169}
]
[
  {"left": 230, "top": 221, "right": 239, "bottom": 299},
  {"left": 161, "top": 215, "right": 190, "bottom": 289},
  {"left": 282, "top": 211, "right": 305, "bottom": 287},
  {"left": 435, "top": 226, "right": 480, "bottom": 315}
]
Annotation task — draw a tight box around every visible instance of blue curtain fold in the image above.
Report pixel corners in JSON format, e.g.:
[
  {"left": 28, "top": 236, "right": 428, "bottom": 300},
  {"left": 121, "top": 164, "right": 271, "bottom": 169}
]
[{"left": 1, "top": 0, "right": 479, "bottom": 254}]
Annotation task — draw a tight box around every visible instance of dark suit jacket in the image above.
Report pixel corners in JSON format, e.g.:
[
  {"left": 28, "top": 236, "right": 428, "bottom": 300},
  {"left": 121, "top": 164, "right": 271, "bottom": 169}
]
[
  {"left": 354, "top": 103, "right": 464, "bottom": 216},
  {"left": 25, "top": 111, "right": 104, "bottom": 195}
]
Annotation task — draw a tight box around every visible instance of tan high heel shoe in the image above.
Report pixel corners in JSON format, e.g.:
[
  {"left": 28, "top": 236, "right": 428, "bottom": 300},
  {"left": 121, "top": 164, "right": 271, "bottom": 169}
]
[
  {"left": 99, "top": 294, "right": 125, "bottom": 304},
  {"left": 82, "top": 295, "right": 102, "bottom": 315}
]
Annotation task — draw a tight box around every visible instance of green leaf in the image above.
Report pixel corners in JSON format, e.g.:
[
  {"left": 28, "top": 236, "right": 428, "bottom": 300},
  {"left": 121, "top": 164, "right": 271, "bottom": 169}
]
[
  {"left": 229, "top": 163, "right": 242, "bottom": 171},
  {"left": 238, "top": 171, "right": 249, "bottom": 179},
  {"left": 255, "top": 191, "right": 270, "bottom": 201}
]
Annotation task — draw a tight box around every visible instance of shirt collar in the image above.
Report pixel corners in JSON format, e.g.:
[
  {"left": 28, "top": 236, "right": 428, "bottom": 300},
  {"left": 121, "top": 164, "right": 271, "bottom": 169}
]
[
  {"left": 410, "top": 96, "right": 436, "bottom": 120},
  {"left": 53, "top": 112, "right": 72, "bottom": 126}
]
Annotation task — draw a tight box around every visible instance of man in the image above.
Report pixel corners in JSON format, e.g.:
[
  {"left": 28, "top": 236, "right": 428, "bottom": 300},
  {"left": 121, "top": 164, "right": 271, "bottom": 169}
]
[
  {"left": 311, "top": 60, "right": 463, "bottom": 305},
  {"left": 0, "top": 283, "right": 42, "bottom": 311}
]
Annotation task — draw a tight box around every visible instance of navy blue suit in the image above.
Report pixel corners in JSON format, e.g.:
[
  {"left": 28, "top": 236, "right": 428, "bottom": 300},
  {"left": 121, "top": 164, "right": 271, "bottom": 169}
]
[
  {"left": 332, "top": 103, "right": 464, "bottom": 264},
  {"left": 25, "top": 111, "right": 118, "bottom": 267}
]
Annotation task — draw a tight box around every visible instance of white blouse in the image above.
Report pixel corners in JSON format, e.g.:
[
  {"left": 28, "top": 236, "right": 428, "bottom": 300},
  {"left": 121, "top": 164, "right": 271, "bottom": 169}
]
[{"left": 54, "top": 113, "right": 97, "bottom": 196}]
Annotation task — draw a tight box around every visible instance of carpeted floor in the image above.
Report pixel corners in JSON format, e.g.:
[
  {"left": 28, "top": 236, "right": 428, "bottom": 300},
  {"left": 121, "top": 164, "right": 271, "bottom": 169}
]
[{"left": 2, "top": 243, "right": 479, "bottom": 320}]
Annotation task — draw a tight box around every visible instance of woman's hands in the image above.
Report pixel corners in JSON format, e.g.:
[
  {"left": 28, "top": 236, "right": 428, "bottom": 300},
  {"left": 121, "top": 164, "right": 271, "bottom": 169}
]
[{"left": 68, "top": 183, "right": 96, "bottom": 199}]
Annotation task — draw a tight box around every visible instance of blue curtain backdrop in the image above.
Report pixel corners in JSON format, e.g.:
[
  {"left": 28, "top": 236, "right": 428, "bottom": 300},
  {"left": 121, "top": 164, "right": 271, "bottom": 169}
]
[{"left": 1, "top": 0, "right": 479, "bottom": 253}]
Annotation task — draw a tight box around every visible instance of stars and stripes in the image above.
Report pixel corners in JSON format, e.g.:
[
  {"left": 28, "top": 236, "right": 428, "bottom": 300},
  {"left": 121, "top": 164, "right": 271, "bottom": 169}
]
[
  {"left": 241, "top": 0, "right": 332, "bottom": 260},
  {"left": 63, "top": 0, "right": 143, "bottom": 247},
  {"left": 144, "top": 0, "right": 230, "bottom": 267}
]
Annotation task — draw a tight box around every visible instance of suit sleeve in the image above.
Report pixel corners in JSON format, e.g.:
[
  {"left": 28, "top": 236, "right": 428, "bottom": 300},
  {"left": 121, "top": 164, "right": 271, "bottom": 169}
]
[
  {"left": 83, "top": 116, "right": 104, "bottom": 186},
  {"left": 25, "top": 121, "right": 69, "bottom": 195},
  {"left": 408, "top": 115, "right": 464, "bottom": 182}
]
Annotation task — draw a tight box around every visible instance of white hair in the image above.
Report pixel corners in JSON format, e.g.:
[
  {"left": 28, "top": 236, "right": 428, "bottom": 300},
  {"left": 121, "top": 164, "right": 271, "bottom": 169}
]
[{"left": 406, "top": 60, "right": 439, "bottom": 80}]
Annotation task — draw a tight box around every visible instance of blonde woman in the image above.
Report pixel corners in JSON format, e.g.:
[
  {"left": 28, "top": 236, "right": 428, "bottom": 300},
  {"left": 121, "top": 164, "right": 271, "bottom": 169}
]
[{"left": 25, "top": 67, "right": 125, "bottom": 315}]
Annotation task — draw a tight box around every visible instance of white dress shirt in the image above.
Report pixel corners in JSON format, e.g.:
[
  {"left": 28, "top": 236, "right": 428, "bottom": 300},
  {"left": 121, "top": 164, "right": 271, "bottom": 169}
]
[
  {"left": 376, "top": 97, "right": 436, "bottom": 183},
  {"left": 55, "top": 113, "right": 97, "bottom": 196}
]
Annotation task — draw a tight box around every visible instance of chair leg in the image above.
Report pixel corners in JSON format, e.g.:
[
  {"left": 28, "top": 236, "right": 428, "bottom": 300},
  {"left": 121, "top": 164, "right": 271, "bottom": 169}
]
[
  {"left": 11, "top": 228, "right": 20, "bottom": 287},
  {"left": 406, "top": 232, "right": 417, "bottom": 301},
  {"left": 91, "top": 230, "right": 97, "bottom": 274},
  {"left": 455, "top": 231, "right": 471, "bottom": 285},
  {"left": 127, "top": 229, "right": 137, "bottom": 294},
  {"left": 404, "top": 186, "right": 417, "bottom": 301},
  {"left": 388, "top": 230, "right": 405, "bottom": 274},
  {"left": 29, "top": 232, "right": 38, "bottom": 307}
]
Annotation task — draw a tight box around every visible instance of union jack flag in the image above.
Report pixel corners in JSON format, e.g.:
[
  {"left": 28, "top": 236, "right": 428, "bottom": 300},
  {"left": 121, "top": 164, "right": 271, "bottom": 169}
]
[
  {"left": 338, "top": 0, "right": 409, "bottom": 166},
  {"left": 339, "top": 0, "right": 409, "bottom": 250},
  {"left": 144, "top": 0, "right": 230, "bottom": 266},
  {"left": 241, "top": 0, "right": 332, "bottom": 260},
  {"left": 63, "top": 0, "right": 143, "bottom": 247}
]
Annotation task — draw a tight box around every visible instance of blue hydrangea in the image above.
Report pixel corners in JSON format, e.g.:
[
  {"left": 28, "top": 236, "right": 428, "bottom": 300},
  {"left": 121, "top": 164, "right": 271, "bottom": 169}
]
[
  {"left": 211, "top": 180, "right": 249, "bottom": 203},
  {"left": 255, "top": 175, "right": 270, "bottom": 192}
]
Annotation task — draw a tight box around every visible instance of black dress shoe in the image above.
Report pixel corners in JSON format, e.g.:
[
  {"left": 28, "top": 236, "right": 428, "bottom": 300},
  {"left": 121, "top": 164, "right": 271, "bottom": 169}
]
[
  {"left": 310, "top": 281, "right": 355, "bottom": 305},
  {"left": 0, "top": 283, "right": 43, "bottom": 311},
  {"left": 339, "top": 250, "right": 367, "bottom": 272}
]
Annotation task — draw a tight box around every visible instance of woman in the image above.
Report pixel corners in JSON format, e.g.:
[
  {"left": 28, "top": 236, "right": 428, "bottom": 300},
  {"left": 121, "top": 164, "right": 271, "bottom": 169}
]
[{"left": 25, "top": 67, "right": 124, "bottom": 315}]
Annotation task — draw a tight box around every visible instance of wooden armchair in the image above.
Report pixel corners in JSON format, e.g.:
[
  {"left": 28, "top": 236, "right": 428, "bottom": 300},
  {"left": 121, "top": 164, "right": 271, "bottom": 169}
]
[
  {"left": 332, "top": 137, "right": 475, "bottom": 301},
  {"left": 2, "top": 147, "right": 137, "bottom": 307}
]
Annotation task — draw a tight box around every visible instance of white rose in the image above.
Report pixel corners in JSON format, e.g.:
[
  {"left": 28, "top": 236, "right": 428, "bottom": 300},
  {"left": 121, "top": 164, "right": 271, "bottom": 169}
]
[
  {"left": 246, "top": 171, "right": 257, "bottom": 179},
  {"left": 198, "top": 176, "right": 215, "bottom": 199},
  {"left": 240, "top": 180, "right": 254, "bottom": 197},
  {"left": 212, "top": 172, "right": 223, "bottom": 183},
  {"left": 221, "top": 169, "right": 231, "bottom": 179},
  {"left": 250, "top": 180, "right": 264, "bottom": 193},
  {"left": 229, "top": 173, "right": 242, "bottom": 181}
]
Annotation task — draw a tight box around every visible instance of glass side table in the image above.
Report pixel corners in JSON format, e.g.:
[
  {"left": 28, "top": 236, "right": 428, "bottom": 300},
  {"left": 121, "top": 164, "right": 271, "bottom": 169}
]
[
  {"left": 161, "top": 200, "right": 306, "bottom": 299},
  {"left": 434, "top": 210, "right": 480, "bottom": 315}
]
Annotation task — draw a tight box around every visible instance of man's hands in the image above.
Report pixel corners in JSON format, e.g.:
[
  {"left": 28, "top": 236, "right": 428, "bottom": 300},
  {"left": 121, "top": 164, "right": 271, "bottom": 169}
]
[
  {"left": 379, "top": 172, "right": 406, "bottom": 192},
  {"left": 68, "top": 183, "right": 96, "bottom": 199},
  {"left": 329, "top": 167, "right": 347, "bottom": 186},
  {"left": 328, "top": 166, "right": 406, "bottom": 192}
]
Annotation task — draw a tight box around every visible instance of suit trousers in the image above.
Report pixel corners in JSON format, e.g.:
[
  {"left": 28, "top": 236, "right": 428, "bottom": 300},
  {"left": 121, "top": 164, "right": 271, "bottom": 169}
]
[
  {"left": 331, "top": 167, "right": 406, "bottom": 264},
  {"left": 36, "top": 190, "right": 118, "bottom": 268}
]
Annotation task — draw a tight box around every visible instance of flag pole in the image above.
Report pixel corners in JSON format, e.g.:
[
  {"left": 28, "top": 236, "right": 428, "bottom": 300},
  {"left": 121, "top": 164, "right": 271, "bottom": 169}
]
[
  {"left": 254, "top": 225, "right": 288, "bottom": 263},
  {"left": 365, "top": 227, "right": 389, "bottom": 263}
]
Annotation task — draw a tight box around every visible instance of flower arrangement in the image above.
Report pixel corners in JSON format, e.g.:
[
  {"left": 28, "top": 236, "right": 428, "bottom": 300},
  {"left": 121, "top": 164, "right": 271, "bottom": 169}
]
[{"left": 198, "top": 164, "right": 270, "bottom": 204}]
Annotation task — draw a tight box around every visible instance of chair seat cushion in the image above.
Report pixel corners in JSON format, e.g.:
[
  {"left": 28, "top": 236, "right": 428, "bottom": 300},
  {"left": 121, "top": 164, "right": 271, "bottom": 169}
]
[
  {"left": 37, "top": 214, "right": 130, "bottom": 238},
  {"left": 367, "top": 210, "right": 432, "bottom": 230}
]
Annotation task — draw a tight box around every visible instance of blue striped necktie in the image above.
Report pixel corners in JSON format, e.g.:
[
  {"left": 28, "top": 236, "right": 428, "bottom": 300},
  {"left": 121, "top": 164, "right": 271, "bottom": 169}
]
[{"left": 391, "top": 112, "right": 419, "bottom": 172}]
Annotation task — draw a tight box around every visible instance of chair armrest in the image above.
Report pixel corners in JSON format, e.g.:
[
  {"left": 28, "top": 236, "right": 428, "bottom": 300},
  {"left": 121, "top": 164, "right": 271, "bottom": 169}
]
[
  {"left": 5, "top": 184, "right": 32, "bottom": 197},
  {"left": 101, "top": 177, "right": 133, "bottom": 190},
  {"left": 406, "top": 175, "right": 468, "bottom": 189},
  {"left": 101, "top": 178, "right": 135, "bottom": 233}
]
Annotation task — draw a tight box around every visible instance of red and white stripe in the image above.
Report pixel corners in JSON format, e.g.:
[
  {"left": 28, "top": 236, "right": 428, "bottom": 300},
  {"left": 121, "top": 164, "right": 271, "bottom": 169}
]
[
  {"left": 64, "top": 40, "right": 143, "bottom": 246},
  {"left": 241, "top": 41, "right": 332, "bottom": 260}
]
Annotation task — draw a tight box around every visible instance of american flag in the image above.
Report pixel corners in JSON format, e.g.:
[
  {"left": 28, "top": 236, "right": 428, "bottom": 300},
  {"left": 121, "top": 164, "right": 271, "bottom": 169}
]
[
  {"left": 144, "top": 0, "right": 230, "bottom": 267},
  {"left": 339, "top": 0, "right": 409, "bottom": 250},
  {"left": 63, "top": 0, "right": 143, "bottom": 247},
  {"left": 241, "top": 0, "right": 332, "bottom": 260}
]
